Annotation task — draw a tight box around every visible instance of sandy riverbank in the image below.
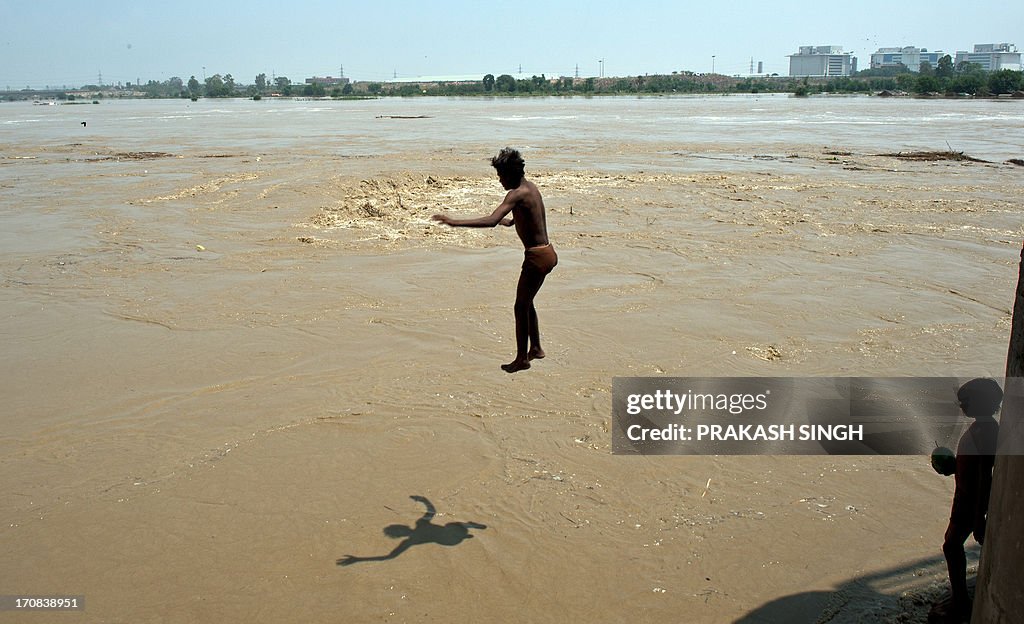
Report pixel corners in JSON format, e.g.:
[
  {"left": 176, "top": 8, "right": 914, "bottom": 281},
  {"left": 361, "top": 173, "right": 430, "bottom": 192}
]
[{"left": 2, "top": 140, "right": 1021, "bottom": 622}]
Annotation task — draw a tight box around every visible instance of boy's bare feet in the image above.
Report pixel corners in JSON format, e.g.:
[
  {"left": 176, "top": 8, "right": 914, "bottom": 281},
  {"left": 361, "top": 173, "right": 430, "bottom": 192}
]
[
  {"left": 501, "top": 359, "right": 531, "bottom": 373},
  {"left": 528, "top": 347, "right": 546, "bottom": 360},
  {"left": 928, "top": 595, "right": 971, "bottom": 623}
]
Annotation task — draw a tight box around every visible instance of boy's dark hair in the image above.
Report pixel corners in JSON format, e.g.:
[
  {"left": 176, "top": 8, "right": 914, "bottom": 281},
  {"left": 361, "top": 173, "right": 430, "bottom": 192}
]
[
  {"left": 491, "top": 147, "right": 525, "bottom": 182},
  {"left": 957, "top": 378, "right": 1003, "bottom": 419}
]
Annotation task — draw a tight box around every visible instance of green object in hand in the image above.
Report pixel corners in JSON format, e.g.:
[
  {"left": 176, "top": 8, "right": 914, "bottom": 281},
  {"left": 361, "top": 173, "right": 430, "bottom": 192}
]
[{"left": 931, "top": 446, "right": 956, "bottom": 476}]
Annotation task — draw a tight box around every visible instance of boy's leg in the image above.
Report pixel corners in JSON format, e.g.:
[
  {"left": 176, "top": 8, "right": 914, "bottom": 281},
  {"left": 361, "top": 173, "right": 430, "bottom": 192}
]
[
  {"left": 942, "top": 519, "right": 973, "bottom": 611},
  {"left": 528, "top": 303, "right": 545, "bottom": 359},
  {"left": 502, "top": 269, "right": 546, "bottom": 372}
]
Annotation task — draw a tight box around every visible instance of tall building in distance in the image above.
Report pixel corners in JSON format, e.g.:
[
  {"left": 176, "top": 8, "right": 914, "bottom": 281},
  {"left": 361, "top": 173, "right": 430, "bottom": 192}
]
[
  {"left": 870, "top": 46, "right": 948, "bottom": 72},
  {"left": 954, "top": 44, "right": 1021, "bottom": 71},
  {"left": 788, "top": 46, "right": 856, "bottom": 77}
]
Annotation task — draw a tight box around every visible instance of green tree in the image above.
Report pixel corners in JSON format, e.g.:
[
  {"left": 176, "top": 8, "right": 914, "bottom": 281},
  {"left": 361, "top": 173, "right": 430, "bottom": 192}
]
[
  {"left": 187, "top": 75, "right": 201, "bottom": 96},
  {"left": 482, "top": 74, "right": 495, "bottom": 92},
  {"left": 988, "top": 69, "right": 1022, "bottom": 95},
  {"left": 255, "top": 73, "right": 267, "bottom": 93},
  {"left": 274, "top": 76, "right": 292, "bottom": 96},
  {"left": 914, "top": 74, "right": 940, "bottom": 94},
  {"left": 140, "top": 80, "right": 163, "bottom": 98},
  {"left": 205, "top": 74, "right": 228, "bottom": 97},
  {"left": 895, "top": 73, "right": 916, "bottom": 91},
  {"left": 303, "top": 82, "right": 325, "bottom": 97},
  {"left": 950, "top": 72, "right": 985, "bottom": 95},
  {"left": 495, "top": 74, "right": 516, "bottom": 92},
  {"left": 935, "top": 55, "right": 954, "bottom": 79}
]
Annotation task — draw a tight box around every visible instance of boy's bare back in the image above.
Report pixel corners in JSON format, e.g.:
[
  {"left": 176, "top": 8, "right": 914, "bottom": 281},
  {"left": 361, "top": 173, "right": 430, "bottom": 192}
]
[{"left": 505, "top": 178, "right": 549, "bottom": 249}]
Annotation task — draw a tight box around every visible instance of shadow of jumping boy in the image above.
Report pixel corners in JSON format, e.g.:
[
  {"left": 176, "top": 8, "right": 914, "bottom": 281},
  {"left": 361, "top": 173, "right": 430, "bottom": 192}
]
[{"left": 337, "top": 495, "right": 487, "bottom": 566}]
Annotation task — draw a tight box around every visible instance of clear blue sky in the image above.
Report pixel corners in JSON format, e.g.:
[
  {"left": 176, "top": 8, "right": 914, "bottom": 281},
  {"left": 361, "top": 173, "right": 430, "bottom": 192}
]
[{"left": 1, "top": 0, "right": 1021, "bottom": 88}]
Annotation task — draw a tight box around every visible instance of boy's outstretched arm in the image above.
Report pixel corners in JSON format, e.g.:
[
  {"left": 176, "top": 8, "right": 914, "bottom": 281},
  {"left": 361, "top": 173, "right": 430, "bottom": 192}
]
[
  {"left": 432, "top": 192, "right": 516, "bottom": 228},
  {"left": 410, "top": 495, "right": 436, "bottom": 521}
]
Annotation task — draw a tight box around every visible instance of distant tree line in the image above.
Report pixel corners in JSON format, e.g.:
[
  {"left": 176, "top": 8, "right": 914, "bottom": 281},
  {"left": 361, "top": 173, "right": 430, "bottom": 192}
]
[
  {"left": 370, "top": 63, "right": 1022, "bottom": 97},
  {"left": 369, "top": 72, "right": 744, "bottom": 96},
  {"left": 7, "top": 60, "right": 1022, "bottom": 102},
  {"left": 114, "top": 72, "right": 355, "bottom": 99}
]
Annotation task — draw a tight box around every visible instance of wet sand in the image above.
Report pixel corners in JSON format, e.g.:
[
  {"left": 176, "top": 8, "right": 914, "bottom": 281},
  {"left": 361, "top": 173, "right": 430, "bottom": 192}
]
[{"left": 2, "top": 134, "right": 1022, "bottom": 622}]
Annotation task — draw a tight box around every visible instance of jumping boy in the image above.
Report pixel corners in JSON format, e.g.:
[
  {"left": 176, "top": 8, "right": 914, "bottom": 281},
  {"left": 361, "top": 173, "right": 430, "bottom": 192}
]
[{"left": 432, "top": 148, "right": 556, "bottom": 373}]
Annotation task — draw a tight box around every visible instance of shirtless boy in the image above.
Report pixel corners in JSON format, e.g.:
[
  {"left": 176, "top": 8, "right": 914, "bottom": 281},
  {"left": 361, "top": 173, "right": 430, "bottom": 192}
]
[
  {"left": 432, "top": 148, "right": 556, "bottom": 373},
  {"left": 937, "top": 377, "right": 1001, "bottom": 620}
]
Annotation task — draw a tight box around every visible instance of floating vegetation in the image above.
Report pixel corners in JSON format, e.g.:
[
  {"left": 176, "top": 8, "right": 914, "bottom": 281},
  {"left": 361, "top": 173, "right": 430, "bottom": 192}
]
[{"left": 877, "top": 150, "right": 989, "bottom": 163}]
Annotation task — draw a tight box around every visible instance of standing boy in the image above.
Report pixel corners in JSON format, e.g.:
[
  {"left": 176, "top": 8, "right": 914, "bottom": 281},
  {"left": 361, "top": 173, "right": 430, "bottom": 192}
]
[
  {"left": 939, "top": 377, "right": 1001, "bottom": 619},
  {"left": 432, "top": 148, "right": 556, "bottom": 373}
]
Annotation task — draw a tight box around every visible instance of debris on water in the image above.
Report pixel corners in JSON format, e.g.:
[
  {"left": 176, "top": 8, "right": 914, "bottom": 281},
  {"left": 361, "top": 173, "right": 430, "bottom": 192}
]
[
  {"left": 747, "top": 345, "right": 783, "bottom": 361},
  {"left": 877, "top": 150, "right": 989, "bottom": 163}
]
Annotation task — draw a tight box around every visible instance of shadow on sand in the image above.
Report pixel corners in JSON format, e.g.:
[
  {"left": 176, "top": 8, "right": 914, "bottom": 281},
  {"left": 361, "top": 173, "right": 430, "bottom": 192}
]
[
  {"left": 734, "top": 547, "right": 980, "bottom": 624},
  {"left": 337, "top": 495, "right": 487, "bottom": 566}
]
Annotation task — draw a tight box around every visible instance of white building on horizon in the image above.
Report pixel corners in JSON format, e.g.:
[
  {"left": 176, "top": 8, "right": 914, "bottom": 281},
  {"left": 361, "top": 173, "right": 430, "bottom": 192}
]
[
  {"left": 305, "top": 76, "right": 350, "bottom": 86},
  {"left": 954, "top": 44, "right": 1021, "bottom": 71},
  {"left": 789, "top": 46, "right": 856, "bottom": 77},
  {"left": 870, "top": 46, "right": 948, "bottom": 71}
]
